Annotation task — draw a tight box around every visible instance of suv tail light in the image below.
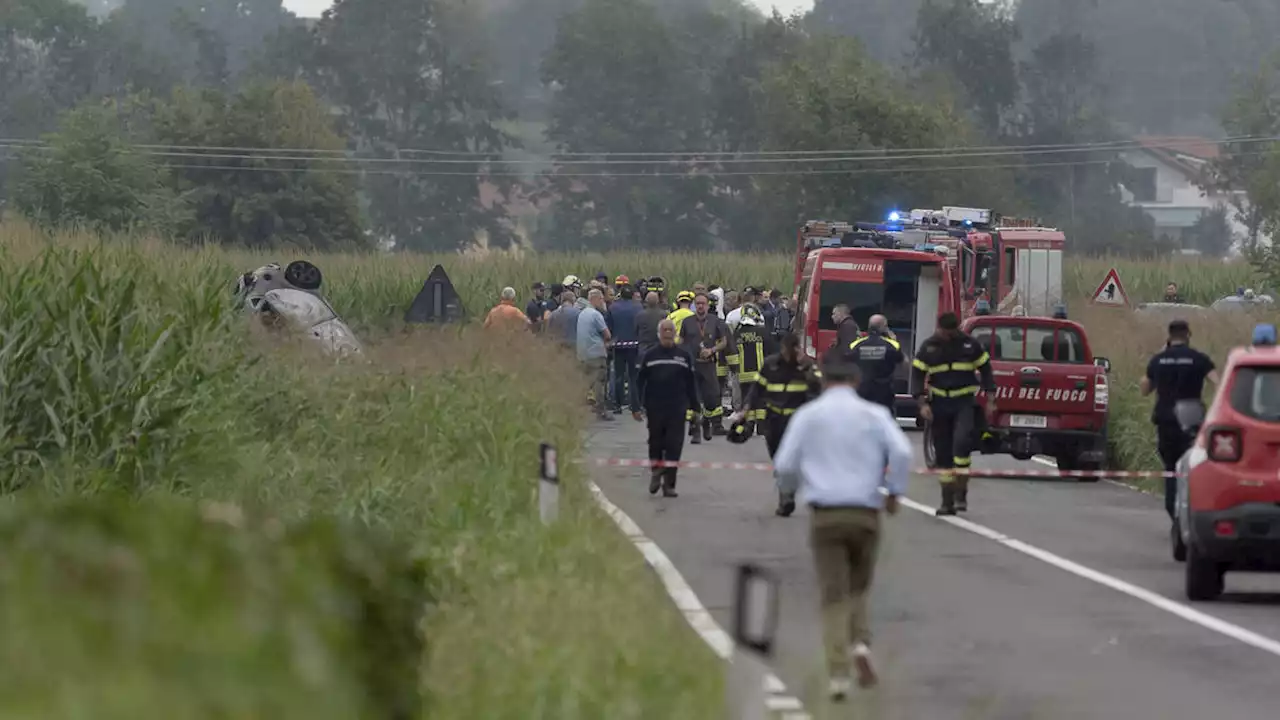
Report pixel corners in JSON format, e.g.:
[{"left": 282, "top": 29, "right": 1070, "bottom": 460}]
[
  {"left": 1093, "top": 373, "right": 1108, "bottom": 411},
  {"left": 1207, "top": 426, "right": 1242, "bottom": 463}
]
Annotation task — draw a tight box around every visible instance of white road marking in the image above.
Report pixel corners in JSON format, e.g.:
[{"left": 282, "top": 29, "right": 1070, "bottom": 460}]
[
  {"left": 1031, "top": 455, "right": 1159, "bottom": 495},
  {"left": 896, "top": 495, "right": 1280, "bottom": 659},
  {"left": 588, "top": 482, "right": 811, "bottom": 719}
]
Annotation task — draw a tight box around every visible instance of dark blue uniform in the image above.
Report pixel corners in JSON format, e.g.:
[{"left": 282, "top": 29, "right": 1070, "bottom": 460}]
[
  {"left": 637, "top": 343, "right": 703, "bottom": 496},
  {"left": 1146, "top": 342, "right": 1215, "bottom": 518},
  {"left": 848, "top": 331, "right": 904, "bottom": 412}
]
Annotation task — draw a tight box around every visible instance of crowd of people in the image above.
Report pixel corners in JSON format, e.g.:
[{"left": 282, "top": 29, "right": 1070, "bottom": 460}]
[{"left": 484, "top": 272, "right": 795, "bottom": 423}]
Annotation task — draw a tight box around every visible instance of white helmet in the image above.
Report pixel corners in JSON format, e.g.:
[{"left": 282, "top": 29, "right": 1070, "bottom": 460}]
[{"left": 562, "top": 274, "right": 582, "bottom": 289}]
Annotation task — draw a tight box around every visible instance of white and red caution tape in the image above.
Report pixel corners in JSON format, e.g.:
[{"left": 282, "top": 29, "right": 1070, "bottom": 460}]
[{"left": 588, "top": 457, "right": 1174, "bottom": 479}]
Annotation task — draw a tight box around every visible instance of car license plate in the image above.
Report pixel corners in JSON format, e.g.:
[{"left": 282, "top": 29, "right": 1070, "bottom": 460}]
[{"left": 1009, "top": 415, "right": 1047, "bottom": 429}]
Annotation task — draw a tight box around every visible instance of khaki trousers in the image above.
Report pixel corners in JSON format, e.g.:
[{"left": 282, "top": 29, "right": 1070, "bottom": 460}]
[{"left": 809, "top": 506, "right": 882, "bottom": 677}]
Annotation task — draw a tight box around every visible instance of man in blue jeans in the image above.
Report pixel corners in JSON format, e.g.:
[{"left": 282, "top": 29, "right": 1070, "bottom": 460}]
[{"left": 607, "top": 285, "right": 642, "bottom": 414}]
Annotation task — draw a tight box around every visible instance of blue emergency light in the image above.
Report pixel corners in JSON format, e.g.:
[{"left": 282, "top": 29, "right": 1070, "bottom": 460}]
[{"left": 888, "top": 211, "right": 902, "bottom": 222}]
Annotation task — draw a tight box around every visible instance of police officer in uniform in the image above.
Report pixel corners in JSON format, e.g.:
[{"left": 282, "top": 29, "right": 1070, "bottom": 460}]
[
  {"left": 679, "top": 293, "right": 731, "bottom": 441},
  {"left": 910, "top": 312, "right": 996, "bottom": 516},
  {"left": 1140, "top": 319, "right": 1218, "bottom": 520},
  {"left": 730, "top": 332, "right": 822, "bottom": 517},
  {"left": 635, "top": 319, "right": 703, "bottom": 498},
  {"left": 847, "top": 314, "right": 903, "bottom": 414}
]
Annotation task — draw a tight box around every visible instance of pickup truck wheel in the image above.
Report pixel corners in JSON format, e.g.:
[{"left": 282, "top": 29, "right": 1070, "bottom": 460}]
[
  {"left": 1185, "top": 545, "right": 1224, "bottom": 601},
  {"left": 922, "top": 422, "right": 938, "bottom": 469}
]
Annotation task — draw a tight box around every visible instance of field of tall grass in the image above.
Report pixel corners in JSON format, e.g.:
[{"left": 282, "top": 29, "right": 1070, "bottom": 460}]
[{"left": 0, "top": 222, "right": 721, "bottom": 718}]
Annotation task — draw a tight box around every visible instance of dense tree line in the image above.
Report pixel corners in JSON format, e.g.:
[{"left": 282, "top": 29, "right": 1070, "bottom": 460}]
[{"left": 1, "top": 0, "right": 1276, "bottom": 255}]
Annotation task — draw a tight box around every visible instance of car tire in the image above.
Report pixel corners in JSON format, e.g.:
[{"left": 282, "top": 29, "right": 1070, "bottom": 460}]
[
  {"left": 922, "top": 422, "right": 937, "bottom": 469},
  {"left": 1171, "top": 518, "right": 1187, "bottom": 562},
  {"left": 1185, "top": 544, "right": 1224, "bottom": 601}
]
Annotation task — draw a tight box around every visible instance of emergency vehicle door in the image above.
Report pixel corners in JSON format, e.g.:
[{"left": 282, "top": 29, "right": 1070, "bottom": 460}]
[{"left": 1015, "top": 248, "right": 1064, "bottom": 317}]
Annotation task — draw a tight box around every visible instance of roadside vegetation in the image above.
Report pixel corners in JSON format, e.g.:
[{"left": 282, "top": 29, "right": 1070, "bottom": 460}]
[{"left": 0, "top": 222, "right": 720, "bottom": 718}]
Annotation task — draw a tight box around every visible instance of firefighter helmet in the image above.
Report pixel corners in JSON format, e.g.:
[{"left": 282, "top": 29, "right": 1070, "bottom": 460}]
[
  {"left": 562, "top": 274, "right": 582, "bottom": 290},
  {"left": 740, "top": 304, "right": 763, "bottom": 326},
  {"left": 676, "top": 290, "right": 695, "bottom": 304},
  {"left": 727, "top": 422, "right": 753, "bottom": 444}
]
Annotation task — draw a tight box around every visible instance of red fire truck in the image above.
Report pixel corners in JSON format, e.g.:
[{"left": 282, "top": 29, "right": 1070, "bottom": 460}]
[
  {"left": 792, "top": 220, "right": 963, "bottom": 419},
  {"left": 903, "top": 207, "right": 1066, "bottom": 318}
]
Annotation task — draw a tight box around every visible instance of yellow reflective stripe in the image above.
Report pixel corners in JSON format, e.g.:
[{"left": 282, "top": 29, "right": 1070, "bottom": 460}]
[
  {"left": 850, "top": 336, "right": 868, "bottom": 349},
  {"left": 885, "top": 337, "right": 901, "bottom": 350},
  {"left": 765, "top": 383, "right": 786, "bottom": 392},
  {"left": 784, "top": 382, "right": 810, "bottom": 392},
  {"left": 974, "top": 351, "right": 990, "bottom": 367},
  {"left": 813, "top": 370, "right": 823, "bottom": 378},
  {"left": 739, "top": 372, "right": 759, "bottom": 383},
  {"left": 950, "top": 362, "right": 976, "bottom": 371},
  {"left": 704, "top": 406, "right": 724, "bottom": 418},
  {"left": 938, "top": 471, "right": 956, "bottom": 484},
  {"left": 725, "top": 354, "right": 740, "bottom": 364},
  {"left": 757, "top": 376, "right": 769, "bottom": 387},
  {"left": 953, "top": 457, "right": 972, "bottom": 467},
  {"left": 766, "top": 405, "right": 797, "bottom": 416},
  {"left": 912, "top": 358, "right": 929, "bottom": 371},
  {"left": 928, "top": 385, "right": 979, "bottom": 398}
]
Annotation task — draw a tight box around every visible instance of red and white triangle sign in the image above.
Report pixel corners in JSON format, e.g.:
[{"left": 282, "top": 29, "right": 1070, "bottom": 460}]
[{"left": 1091, "top": 267, "right": 1130, "bottom": 307}]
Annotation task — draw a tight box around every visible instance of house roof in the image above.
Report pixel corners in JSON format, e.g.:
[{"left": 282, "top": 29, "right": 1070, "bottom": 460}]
[
  {"left": 1134, "top": 135, "right": 1221, "bottom": 161},
  {"left": 1131, "top": 136, "right": 1221, "bottom": 179}
]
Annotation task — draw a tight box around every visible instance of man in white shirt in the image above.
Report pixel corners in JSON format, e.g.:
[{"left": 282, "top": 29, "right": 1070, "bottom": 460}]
[{"left": 772, "top": 352, "right": 911, "bottom": 700}]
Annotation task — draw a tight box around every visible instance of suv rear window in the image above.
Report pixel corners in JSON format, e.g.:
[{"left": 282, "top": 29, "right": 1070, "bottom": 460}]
[
  {"left": 970, "top": 325, "right": 1088, "bottom": 363},
  {"left": 1229, "top": 367, "right": 1280, "bottom": 422}
]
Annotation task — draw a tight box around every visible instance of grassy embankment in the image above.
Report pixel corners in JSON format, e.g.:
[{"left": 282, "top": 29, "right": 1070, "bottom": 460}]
[{"left": 0, "top": 222, "right": 720, "bottom": 719}]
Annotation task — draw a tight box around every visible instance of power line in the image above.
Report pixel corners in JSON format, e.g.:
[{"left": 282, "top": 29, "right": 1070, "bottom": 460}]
[
  {"left": 3, "top": 135, "right": 1273, "bottom": 167},
  {"left": 0, "top": 134, "right": 1271, "bottom": 161},
  {"left": 0, "top": 157, "right": 1123, "bottom": 178}
]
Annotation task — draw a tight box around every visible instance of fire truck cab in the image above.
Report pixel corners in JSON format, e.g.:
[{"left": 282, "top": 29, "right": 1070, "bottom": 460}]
[
  {"left": 906, "top": 207, "right": 1066, "bottom": 318},
  {"left": 792, "top": 220, "right": 961, "bottom": 420}
]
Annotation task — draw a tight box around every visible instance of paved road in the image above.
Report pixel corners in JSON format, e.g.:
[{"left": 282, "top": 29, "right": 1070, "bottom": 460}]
[{"left": 587, "top": 415, "right": 1280, "bottom": 720}]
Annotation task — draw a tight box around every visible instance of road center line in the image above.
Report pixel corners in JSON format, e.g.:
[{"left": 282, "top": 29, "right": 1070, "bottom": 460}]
[
  {"left": 588, "top": 482, "right": 811, "bottom": 719},
  {"left": 896, "top": 495, "right": 1280, "bottom": 659}
]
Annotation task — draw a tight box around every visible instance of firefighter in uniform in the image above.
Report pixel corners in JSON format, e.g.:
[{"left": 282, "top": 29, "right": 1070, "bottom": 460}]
[
  {"left": 847, "top": 314, "right": 903, "bottom": 414},
  {"left": 635, "top": 318, "right": 703, "bottom": 498},
  {"left": 732, "top": 305, "right": 776, "bottom": 432},
  {"left": 715, "top": 289, "right": 740, "bottom": 420},
  {"left": 678, "top": 292, "right": 730, "bottom": 442},
  {"left": 668, "top": 290, "right": 695, "bottom": 334},
  {"left": 910, "top": 312, "right": 996, "bottom": 516},
  {"left": 730, "top": 332, "right": 821, "bottom": 517}
]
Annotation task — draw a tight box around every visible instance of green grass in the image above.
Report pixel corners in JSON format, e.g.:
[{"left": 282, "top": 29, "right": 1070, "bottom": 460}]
[{"left": 0, "top": 221, "right": 721, "bottom": 718}]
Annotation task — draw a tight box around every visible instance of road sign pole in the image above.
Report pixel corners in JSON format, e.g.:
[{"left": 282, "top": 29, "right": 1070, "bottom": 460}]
[
  {"left": 539, "top": 443, "right": 559, "bottom": 525},
  {"left": 725, "top": 563, "right": 780, "bottom": 720}
]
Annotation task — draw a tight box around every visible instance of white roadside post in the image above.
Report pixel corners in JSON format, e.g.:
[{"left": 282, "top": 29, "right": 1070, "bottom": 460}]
[
  {"left": 726, "top": 563, "right": 780, "bottom": 720},
  {"left": 539, "top": 443, "right": 559, "bottom": 525}
]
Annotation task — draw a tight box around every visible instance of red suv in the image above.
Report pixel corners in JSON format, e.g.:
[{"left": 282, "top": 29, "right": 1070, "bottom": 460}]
[{"left": 1173, "top": 345, "right": 1280, "bottom": 601}]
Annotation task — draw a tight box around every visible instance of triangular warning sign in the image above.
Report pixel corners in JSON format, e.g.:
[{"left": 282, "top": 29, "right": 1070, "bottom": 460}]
[
  {"left": 404, "top": 264, "right": 467, "bottom": 324},
  {"left": 1090, "top": 267, "right": 1130, "bottom": 307}
]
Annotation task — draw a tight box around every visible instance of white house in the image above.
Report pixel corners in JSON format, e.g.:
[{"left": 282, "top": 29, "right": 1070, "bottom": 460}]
[{"left": 1117, "top": 136, "right": 1262, "bottom": 252}]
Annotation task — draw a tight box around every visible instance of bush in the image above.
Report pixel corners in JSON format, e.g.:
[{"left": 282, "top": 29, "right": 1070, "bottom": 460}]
[{"left": 0, "top": 497, "right": 427, "bottom": 719}]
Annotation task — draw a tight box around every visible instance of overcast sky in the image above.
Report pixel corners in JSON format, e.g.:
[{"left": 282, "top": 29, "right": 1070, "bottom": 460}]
[{"left": 283, "top": 0, "right": 815, "bottom": 20}]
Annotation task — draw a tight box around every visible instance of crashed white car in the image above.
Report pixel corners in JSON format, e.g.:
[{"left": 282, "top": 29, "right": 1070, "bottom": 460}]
[{"left": 235, "top": 261, "right": 363, "bottom": 358}]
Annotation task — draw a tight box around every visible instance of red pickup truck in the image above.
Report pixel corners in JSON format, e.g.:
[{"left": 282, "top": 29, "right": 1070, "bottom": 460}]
[{"left": 923, "top": 316, "right": 1112, "bottom": 478}]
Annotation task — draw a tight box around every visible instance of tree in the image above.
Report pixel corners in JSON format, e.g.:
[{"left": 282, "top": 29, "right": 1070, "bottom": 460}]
[
  {"left": 809, "top": 0, "right": 924, "bottom": 67},
  {"left": 1208, "top": 55, "right": 1280, "bottom": 253},
  {"left": 539, "top": 0, "right": 730, "bottom": 250},
  {"left": 1184, "top": 206, "right": 1236, "bottom": 258},
  {"left": 107, "top": 0, "right": 299, "bottom": 86},
  {"left": 747, "top": 37, "right": 1002, "bottom": 247},
  {"left": 12, "top": 103, "right": 183, "bottom": 233},
  {"left": 305, "top": 0, "right": 517, "bottom": 251},
  {"left": 913, "top": 0, "right": 1020, "bottom": 138},
  {"left": 150, "top": 80, "right": 365, "bottom": 249}
]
